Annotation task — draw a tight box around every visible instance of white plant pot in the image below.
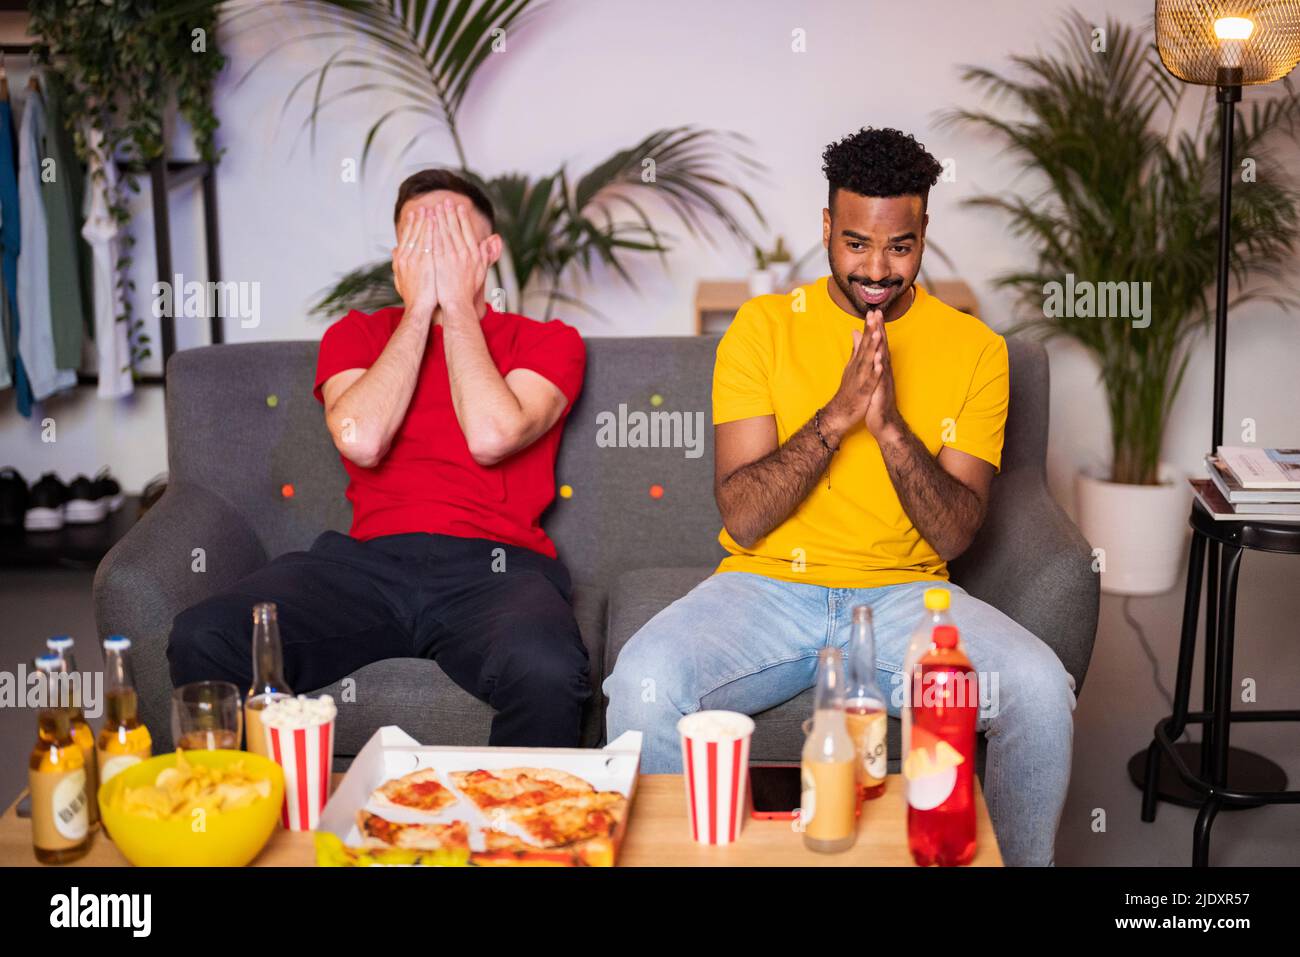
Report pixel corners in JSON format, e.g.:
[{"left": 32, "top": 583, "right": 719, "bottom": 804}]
[
  {"left": 748, "top": 269, "right": 775, "bottom": 296},
  {"left": 1075, "top": 463, "right": 1190, "bottom": 596}
]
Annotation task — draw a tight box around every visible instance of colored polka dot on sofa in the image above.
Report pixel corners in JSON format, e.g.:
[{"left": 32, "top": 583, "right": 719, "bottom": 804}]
[
  {"left": 649, "top": 484, "right": 664, "bottom": 499},
  {"left": 266, "top": 394, "right": 279, "bottom": 408},
  {"left": 559, "top": 484, "right": 574, "bottom": 499},
  {"left": 281, "top": 483, "right": 295, "bottom": 498}
]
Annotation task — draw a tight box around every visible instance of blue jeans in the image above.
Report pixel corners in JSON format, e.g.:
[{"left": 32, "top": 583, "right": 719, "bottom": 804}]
[{"left": 602, "top": 571, "right": 1077, "bottom": 866}]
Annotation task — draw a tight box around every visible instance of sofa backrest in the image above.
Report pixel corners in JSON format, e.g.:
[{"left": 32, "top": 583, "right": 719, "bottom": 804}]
[{"left": 164, "top": 334, "right": 1048, "bottom": 589}]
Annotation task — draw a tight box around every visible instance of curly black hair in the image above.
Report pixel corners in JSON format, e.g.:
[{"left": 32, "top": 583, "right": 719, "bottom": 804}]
[{"left": 821, "top": 127, "right": 943, "bottom": 211}]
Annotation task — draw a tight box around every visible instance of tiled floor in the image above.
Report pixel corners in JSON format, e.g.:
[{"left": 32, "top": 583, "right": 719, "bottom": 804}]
[{"left": 2, "top": 554, "right": 1298, "bottom": 866}]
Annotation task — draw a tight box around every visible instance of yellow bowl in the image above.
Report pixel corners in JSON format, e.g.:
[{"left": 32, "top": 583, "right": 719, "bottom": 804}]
[{"left": 98, "top": 750, "right": 285, "bottom": 867}]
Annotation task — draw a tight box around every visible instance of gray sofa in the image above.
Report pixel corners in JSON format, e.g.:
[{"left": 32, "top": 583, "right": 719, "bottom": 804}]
[{"left": 94, "top": 335, "right": 1099, "bottom": 771}]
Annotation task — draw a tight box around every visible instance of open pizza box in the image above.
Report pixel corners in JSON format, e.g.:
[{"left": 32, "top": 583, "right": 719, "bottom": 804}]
[{"left": 315, "top": 726, "right": 643, "bottom": 866}]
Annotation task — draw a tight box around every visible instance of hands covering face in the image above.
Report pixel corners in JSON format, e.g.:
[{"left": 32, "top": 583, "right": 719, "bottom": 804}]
[{"left": 391, "top": 198, "right": 493, "bottom": 316}]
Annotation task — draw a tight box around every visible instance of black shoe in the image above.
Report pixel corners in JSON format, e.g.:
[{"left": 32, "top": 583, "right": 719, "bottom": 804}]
[
  {"left": 0, "top": 467, "right": 27, "bottom": 529},
  {"left": 25, "top": 472, "right": 68, "bottom": 531},
  {"left": 65, "top": 474, "right": 107, "bottom": 524},
  {"left": 92, "top": 468, "right": 124, "bottom": 513}
]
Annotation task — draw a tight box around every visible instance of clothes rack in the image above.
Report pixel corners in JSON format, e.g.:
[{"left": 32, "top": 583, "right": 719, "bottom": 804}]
[{"left": 0, "top": 40, "right": 223, "bottom": 391}]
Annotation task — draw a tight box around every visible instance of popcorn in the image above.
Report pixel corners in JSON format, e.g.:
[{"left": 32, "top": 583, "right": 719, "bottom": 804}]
[{"left": 260, "top": 694, "right": 336, "bottom": 730}]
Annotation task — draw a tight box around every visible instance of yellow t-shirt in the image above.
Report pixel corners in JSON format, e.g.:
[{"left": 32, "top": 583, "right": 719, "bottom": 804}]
[{"left": 712, "top": 277, "right": 1009, "bottom": 588}]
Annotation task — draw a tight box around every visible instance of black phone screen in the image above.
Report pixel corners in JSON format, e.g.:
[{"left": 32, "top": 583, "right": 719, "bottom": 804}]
[{"left": 748, "top": 764, "right": 802, "bottom": 813}]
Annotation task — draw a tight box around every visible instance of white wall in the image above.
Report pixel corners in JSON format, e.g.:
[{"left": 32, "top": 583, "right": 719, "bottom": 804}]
[{"left": 0, "top": 0, "right": 1296, "bottom": 511}]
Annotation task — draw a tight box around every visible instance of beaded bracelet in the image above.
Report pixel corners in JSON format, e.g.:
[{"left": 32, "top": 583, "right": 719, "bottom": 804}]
[{"left": 813, "top": 408, "right": 839, "bottom": 453}]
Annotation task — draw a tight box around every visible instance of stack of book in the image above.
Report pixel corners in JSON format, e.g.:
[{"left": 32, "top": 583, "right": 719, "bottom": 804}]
[{"left": 1191, "top": 447, "right": 1300, "bottom": 522}]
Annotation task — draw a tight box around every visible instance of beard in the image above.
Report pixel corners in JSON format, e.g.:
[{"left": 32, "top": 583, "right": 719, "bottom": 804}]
[{"left": 830, "top": 267, "right": 907, "bottom": 317}]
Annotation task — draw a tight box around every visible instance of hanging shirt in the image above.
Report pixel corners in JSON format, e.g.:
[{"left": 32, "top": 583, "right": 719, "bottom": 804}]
[
  {"left": 0, "top": 255, "right": 9, "bottom": 391},
  {"left": 40, "top": 69, "right": 89, "bottom": 369},
  {"left": 81, "top": 125, "right": 132, "bottom": 399},
  {"left": 0, "top": 96, "right": 29, "bottom": 409},
  {"left": 16, "top": 82, "right": 75, "bottom": 401}
]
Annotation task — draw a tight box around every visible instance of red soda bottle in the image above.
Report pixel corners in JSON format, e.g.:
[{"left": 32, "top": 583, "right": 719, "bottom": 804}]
[{"left": 906, "top": 624, "right": 977, "bottom": 866}]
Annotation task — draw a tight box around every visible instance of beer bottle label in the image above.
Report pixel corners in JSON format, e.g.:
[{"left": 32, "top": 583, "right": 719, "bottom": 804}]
[
  {"left": 861, "top": 712, "right": 887, "bottom": 783},
  {"left": 30, "top": 768, "right": 88, "bottom": 848},
  {"left": 799, "top": 766, "right": 817, "bottom": 828},
  {"left": 54, "top": 771, "right": 89, "bottom": 840},
  {"left": 98, "top": 751, "right": 144, "bottom": 784}
]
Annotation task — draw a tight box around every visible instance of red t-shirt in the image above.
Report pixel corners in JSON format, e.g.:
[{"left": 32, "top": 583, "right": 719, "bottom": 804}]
[{"left": 313, "top": 304, "right": 585, "bottom": 558}]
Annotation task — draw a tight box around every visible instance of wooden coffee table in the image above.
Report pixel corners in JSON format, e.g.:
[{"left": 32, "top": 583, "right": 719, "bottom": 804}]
[{"left": 0, "top": 773, "right": 1002, "bottom": 866}]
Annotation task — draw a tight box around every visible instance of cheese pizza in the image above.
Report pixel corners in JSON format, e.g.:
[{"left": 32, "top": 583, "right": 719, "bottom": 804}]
[
  {"left": 356, "top": 810, "right": 469, "bottom": 851},
  {"left": 371, "top": 768, "right": 457, "bottom": 813}
]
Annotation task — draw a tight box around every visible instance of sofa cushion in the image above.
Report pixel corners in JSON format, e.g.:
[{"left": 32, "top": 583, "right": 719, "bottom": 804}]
[{"left": 312, "top": 581, "right": 607, "bottom": 754}]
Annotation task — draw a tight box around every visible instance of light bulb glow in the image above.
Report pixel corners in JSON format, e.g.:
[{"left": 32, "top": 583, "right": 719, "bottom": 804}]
[
  {"left": 1214, "top": 16, "right": 1254, "bottom": 70},
  {"left": 1214, "top": 16, "right": 1254, "bottom": 41}
]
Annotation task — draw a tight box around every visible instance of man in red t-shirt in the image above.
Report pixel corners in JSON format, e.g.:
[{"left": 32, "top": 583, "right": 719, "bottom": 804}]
[{"left": 168, "top": 170, "right": 591, "bottom": 747}]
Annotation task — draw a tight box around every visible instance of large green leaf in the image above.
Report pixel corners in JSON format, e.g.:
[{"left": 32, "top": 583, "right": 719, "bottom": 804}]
[
  {"left": 235, "top": 0, "right": 539, "bottom": 169},
  {"left": 941, "top": 11, "right": 1300, "bottom": 484}
]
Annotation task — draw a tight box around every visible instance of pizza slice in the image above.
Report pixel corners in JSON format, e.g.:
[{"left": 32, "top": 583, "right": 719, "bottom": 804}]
[
  {"left": 508, "top": 791, "right": 627, "bottom": 848},
  {"left": 450, "top": 767, "right": 594, "bottom": 812},
  {"left": 371, "top": 768, "right": 457, "bottom": 814},
  {"left": 355, "top": 810, "right": 469, "bottom": 851}
]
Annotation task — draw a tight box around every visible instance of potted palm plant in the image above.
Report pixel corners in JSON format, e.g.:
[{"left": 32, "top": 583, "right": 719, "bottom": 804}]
[
  {"left": 945, "top": 12, "right": 1300, "bottom": 595},
  {"left": 238, "top": 0, "right": 763, "bottom": 320}
]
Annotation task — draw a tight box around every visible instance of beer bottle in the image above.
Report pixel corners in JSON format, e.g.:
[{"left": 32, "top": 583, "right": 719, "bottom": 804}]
[
  {"left": 245, "top": 602, "right": 293, "bottom": 757},
  {"left": 96, "top": 636, "right": 152, "bottom": 784},
  {"left": 45, "top": 636, "right": 99, "bottom": 831},
  {"left": 800, "top": 647, "right": 857, "bottom": 853},
  {"left": 845, "top": 605, "right": 888, "bottom": 802},
  {"left": 30, "top": 654, "right": 91, "bottom": 864}
]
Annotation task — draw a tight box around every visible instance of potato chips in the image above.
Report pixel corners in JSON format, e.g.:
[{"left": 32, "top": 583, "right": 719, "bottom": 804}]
[{"left": 114, "top": 751, "right": 272, "bottom": 820}]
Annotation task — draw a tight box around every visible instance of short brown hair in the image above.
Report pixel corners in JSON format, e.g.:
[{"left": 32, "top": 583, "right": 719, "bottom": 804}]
[{"left": 393, "top": 169, "right": 495, "bottom": 230}]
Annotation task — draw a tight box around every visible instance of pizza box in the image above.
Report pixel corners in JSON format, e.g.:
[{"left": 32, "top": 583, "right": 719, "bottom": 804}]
[{"left": 314, "top": 726, "right": 643, "bottom": 866}]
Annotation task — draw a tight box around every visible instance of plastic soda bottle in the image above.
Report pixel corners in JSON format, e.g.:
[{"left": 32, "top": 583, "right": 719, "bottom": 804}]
[
  {"left": 906, "top": 624, "right": 977, "bottom": 866},
  {"left": 901, "top": 588, "right": 953, "bottom": 763}
]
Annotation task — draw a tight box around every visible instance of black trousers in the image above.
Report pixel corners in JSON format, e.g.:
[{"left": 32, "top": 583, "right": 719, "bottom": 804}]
[{"left": 167, "top": 531, "right": 591, "bottom": 747}]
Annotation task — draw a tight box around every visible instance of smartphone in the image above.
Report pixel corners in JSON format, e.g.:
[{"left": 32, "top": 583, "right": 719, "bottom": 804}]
[{"left": 749, "top": 763, "right": 801, "bottom": 820}]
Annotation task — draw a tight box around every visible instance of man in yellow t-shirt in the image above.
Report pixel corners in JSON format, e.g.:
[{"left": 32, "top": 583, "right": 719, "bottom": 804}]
[{"left": 604, "top": 127, "right": 1077, "bottom": 867}]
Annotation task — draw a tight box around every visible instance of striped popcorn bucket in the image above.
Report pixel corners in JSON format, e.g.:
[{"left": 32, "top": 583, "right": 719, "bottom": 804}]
[
  {"left": 677, "top": 711, "right": 755, "bottom": 846},
  {"left": 266, "top": 718, "right": 335, "bottom": 831}
]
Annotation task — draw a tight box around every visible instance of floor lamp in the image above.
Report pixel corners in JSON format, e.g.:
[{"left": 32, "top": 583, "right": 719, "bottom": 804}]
[{"left": 1131, "top": 2, "right": 1300, "bottom": 866}]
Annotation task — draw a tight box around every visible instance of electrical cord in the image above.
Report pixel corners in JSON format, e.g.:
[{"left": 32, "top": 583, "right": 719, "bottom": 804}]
[{"left": 1122, "top": 595, "right": 1187, "bottom": 739}]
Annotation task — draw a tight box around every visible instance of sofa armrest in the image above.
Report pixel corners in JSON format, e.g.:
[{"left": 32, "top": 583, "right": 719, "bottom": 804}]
[
  {"left": 948, "top": 469, "right": 1100, "bottom": 694},
  {"left": 93, "top": 482, "right": 267, "bottom": 749}
]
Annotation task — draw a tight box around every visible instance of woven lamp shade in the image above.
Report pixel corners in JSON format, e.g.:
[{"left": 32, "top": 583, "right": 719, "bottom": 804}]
[{"left": 1155, "top": 0, "right": 1300, "bottom": 85}]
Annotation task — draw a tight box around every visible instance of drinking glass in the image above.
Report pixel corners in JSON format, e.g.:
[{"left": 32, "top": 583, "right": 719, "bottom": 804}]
[{"left": 171, "top": 680, "right": 242, "bottom": 751}]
